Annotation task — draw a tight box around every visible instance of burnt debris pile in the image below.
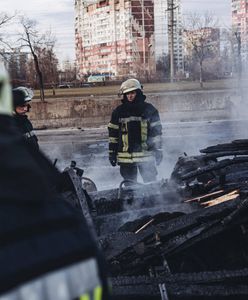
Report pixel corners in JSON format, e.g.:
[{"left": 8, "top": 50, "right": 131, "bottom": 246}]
[
  {"left": 170, "top": 139, "right": 248, "bottom": 206},
  {"left": 89, "top": 181, "right": 190, "bottom": 236},
  {"left": 61, "top": 140, "right": 248, "bottom": 299},
  {"left": 105, "top": 196, "right": 248, "bottom": 299}
]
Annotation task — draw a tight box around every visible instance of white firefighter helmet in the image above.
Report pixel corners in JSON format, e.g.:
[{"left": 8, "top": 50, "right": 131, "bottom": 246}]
[
  {"left": 119, "top": 78, "right": 142, "bottom": 95},
  {"left": 0, "top": 62, "right": 12, "bottom": 116}
]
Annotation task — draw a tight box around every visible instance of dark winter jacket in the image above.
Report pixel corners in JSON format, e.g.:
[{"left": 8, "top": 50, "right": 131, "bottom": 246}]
[
  {"left": 0, "top": 115, "right": 108, "bottom": 300},
  {"left": 108, "top": 92, "right": 162, "bottom": 164},
  {"left": 14, "top": 114, "right": 39, "bottom": 149}
]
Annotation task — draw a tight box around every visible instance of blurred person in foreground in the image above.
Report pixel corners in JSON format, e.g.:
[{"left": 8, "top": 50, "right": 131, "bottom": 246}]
[
  {"left": 108, "top": 78, "right": 163, "bottom": 185},
  {"left": 12, "top": 86, "right": 39, "bottom": 149},
  {"left": 0, "top": 63, "right": 109, "bottom": 300}
]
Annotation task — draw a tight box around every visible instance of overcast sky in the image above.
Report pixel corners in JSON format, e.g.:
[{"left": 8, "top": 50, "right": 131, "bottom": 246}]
[
  {"left": 2, "top": 0, "right": 74, "bottom": 63},
  {"left": 183, "top": 0, "right": 231, "bottom": 25},
  {"left": 1, "top": 0, "right": 231, "bottom": 62}
]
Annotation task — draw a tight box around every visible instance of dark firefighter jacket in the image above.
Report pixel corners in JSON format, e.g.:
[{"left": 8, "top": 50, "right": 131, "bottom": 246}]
[
  {"left": 108, "top": 93, "right": 162, "bottom": 164},
  {"left": 0, "top": 115, "right": 108, "bottom": 300},
  {"left": 14, "top": 114, "right": 39, "bottom": 149}
]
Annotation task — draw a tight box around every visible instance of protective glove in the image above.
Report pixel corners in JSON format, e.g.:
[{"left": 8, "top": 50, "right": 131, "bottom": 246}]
[
  {"left": 0, "top": 63, "right": 12, "bottom": 116},
  {"left": 155, "top": 150, "right": 163, "bottom": 166},
  {"left": 109, "top": 157, "right": 117, "bottom": 167}
]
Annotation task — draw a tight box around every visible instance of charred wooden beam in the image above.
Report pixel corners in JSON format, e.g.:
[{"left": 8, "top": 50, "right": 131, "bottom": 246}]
[
  {"left": 201, "top": 140, "right": 248, "bottom": 154},
  {"left": 181, "top": 157, "right": 248, "bottom": 181},
  {"left": 111, "top": 268, "right": 248, "bottom": 299},
  {"left": 104, "top": 198, "right": 240, "bottom": 262}
]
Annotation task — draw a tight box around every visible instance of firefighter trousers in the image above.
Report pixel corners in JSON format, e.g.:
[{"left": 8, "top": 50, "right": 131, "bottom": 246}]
[{"left": 120, "top": 162, "right": 157, "bottom": 185}]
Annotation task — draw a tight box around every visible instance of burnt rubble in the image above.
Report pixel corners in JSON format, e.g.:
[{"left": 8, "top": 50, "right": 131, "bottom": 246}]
[
  {"left": 61, "top": 139, "right": 248, "bottom": 299},
  {"left": 170, "top": 139, "right": 248, "bottom": 200}
]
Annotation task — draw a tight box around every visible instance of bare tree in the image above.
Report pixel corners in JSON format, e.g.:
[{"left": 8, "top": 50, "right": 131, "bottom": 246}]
[
  {"left": 43, "top": 35, "right": 59, "bottom": 90},
  {"left": 26, "top": 47, "right": 59, "bottom": 89},
  {"left": 220, "top": 28, "right": 243, "bottom": 84},
  {"left": 230, "top": 26, "right": 245, "bottom": 103},
  {"left": 184, "top": 12, "right": 219, "bottom": 87},
  {"left": 19, "top": 17, "right": 45, "bottom": 101},
  {"left": 24, "top": 32, "right": 59, "bottom": 90},
  {"left": 0, "top": 12, "right": 16, "bottom": 57},
  {"left": 220, "top": 28, "right": 234, "bottom": 73},
  {"left": 19, "top": 17, "right": 57, "bottom": 101},
  {"left": 156, "top": 53, "right": 170, "bottom": 80},
  {"left": 233, "top": 31, "right": 242, "bottom": 81},
  {"left": 0, "top": 12, "right": 12, "bottom": 27}
]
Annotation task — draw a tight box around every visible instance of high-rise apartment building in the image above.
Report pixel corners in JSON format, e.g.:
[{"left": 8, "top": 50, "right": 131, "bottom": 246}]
[
  {"left": 154, "top": 0, "right": 167, "bottom": 59},
  {"left": 232, "top": 0, "right": 248, "bottom": 65},
  {"left": 75, "top": 0, "right": 155, "bottom": 79}
]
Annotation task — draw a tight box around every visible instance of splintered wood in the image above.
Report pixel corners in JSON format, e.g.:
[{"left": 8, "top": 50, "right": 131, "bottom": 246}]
[
  {"left": 184, "top": 190, "right": 225, "bottom": 203},
  {"left": 135, "top": 219, "right": 154, "bottom": 234},
  {"left": 201, "top": 190, "right": 239, "bottom": 207},
  {"left": 184, "top": 190, "right": 240, "bottom": 207}
]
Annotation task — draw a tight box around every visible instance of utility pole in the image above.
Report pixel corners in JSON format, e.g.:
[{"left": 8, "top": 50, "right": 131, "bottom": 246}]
[
  {"left": 234, "top": 31, "right": 242, "bottom": 82},
  {"left": 167, "top": 0, "right": 178, "bottom": 83}
]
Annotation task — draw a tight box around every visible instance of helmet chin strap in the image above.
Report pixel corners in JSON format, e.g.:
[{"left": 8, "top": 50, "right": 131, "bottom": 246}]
[
  {"left": 0, "top": 63, "right": 12, "bottom": 116},
  {"left": 26, "top": 103, "right": 31, "bottom": 112}
]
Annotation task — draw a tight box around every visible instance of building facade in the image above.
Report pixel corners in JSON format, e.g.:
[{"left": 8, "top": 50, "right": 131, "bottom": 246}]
[
  {"left": 232, "top": 0, "right": 248, "bottom": 66},
  {"left": 154, "top": 0, "right": 167, "bottom": 59},
  {"left": 75, "top": 0, "right": 155, "bottom": 80},
  {"left": 183, "top": 27, "right": 220, "bottom": 58},
  {"left": 183, "top": 27, "right": 220, "bottom": 78},
  {"left": 0, "top": 49, "right": 29, "bottom": 83}
]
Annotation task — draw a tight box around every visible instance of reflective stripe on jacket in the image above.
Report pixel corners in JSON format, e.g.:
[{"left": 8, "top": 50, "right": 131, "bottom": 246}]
[
  {"left": 0, "top": 258, "right": 102, "bottom": 300},
  {"left": 108, "top": 95, "right": 162, "bottom": 164}
]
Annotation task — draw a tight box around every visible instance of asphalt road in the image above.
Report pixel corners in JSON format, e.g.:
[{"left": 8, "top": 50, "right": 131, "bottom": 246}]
[{"left": 37, "top": 119, "right": 248, "bottom": 190}]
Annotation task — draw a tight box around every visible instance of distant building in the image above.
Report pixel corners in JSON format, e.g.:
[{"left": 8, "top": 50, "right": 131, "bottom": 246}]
[
  {"left": 154, "top": 0, "right": 167, "bottom": 59},
  {"left": 183, "top": 27, "right": 220, "bottom": 78},
  {"left": 232, "top": 0, "right": 248, "bottom": 66},
  {"left": 75, "top": 0, "right": 155, "bottom": 80},
  {"left": 183, "top": 27, "right": 220, "bottom": 58},
  {"left": 0, "top": 49, "right": 29, "bottom": 82}
]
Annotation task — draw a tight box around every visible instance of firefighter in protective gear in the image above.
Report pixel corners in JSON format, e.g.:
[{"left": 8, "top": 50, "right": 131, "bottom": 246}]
[
  {"left": 12, "top": 86, "right": 39, "bottom": 149},
  {"left": 0, "top": 63, "right": 109, "bottom": 300},
  {"left": 108, "top": 78, "right": 163, "bottom": 184}
]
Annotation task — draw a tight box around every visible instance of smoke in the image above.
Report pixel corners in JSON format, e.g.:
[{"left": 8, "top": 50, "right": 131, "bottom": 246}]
[
  {"left": 37, "top": 82, "right": 248, "bottom": 194},
  {"left": 228, "top": 82, "right": 248, "bottom": 121},
  {"left": 39, "top": 119, "right": 247, "bottom": 192},
  {"left": 156, "top": 82, "right": 248, "bottom": 181},
  {"left": 203, "top": 53, "right": 247, "bottom": 141},
  {"left": 159, "top": 121, "right": 228, "bottom": 181},
  {"left": 36, "top": 89, "right": 248, "bottom": 233},
  {"left": 38, "top": 129, "right": 122, "bottom": 190}
]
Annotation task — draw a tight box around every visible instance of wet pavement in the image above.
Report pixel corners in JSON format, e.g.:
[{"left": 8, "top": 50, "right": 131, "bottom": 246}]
[{"left": 37, "top": 119, "right": 248, "bottom": 190}]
